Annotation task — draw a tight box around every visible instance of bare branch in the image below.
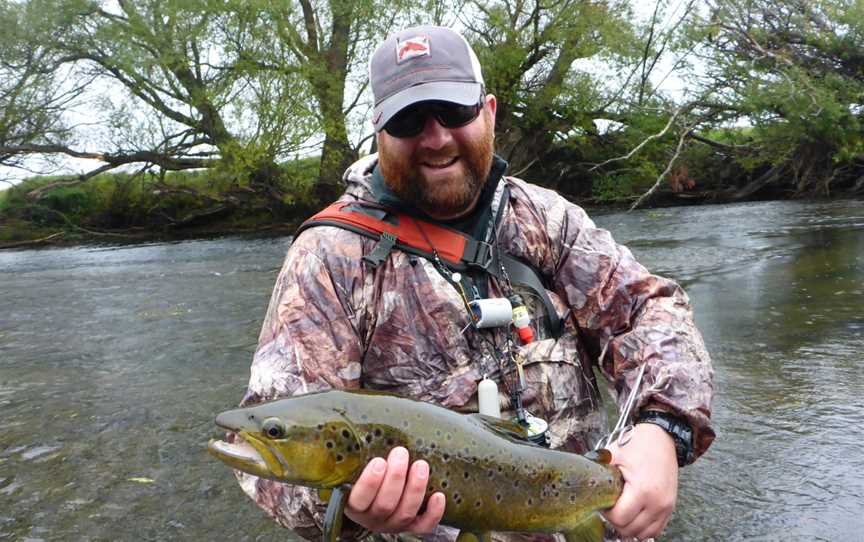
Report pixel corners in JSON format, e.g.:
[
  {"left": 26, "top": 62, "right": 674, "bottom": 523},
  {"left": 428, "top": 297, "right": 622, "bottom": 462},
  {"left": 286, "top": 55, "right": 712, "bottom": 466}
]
[
  {"left": 590, "top": 107, "right": 687, "bottom": 172},
  {"left": 629, "top": 125, "right": 692, "bottom": 211}
]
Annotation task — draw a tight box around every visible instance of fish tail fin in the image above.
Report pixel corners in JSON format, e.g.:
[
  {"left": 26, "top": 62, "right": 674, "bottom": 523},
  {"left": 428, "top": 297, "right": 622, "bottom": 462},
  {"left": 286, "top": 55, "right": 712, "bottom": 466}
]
[
  {"left": 456, "top": 531, "right": 492, "bottom": 542},
  {"left": 564, "top": 514, "right": 605, "bottom": 542},
  {"left": 322, "top": 486, "right": 349, "bottom": 542}
]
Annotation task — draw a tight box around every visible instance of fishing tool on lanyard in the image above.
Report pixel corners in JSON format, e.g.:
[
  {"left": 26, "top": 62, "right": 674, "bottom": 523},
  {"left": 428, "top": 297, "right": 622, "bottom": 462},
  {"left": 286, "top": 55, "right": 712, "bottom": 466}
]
[
  {"left": 411, "top": 208, "right": 550, "bottom": 446},
  {"left": 594, "top": 361, "right": 646, "bottom": 450}
]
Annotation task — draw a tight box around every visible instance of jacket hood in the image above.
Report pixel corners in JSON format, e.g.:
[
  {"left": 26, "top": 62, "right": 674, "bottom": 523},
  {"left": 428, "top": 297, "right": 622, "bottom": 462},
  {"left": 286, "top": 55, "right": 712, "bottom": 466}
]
[{"left": 341, "top": 153, "right": 380, "bottom": 202}]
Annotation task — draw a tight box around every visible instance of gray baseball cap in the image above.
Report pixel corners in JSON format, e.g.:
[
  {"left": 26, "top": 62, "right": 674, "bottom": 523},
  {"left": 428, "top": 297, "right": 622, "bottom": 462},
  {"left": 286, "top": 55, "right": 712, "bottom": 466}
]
[{"left": 370, "top": 26, "right": 484, "bottom": 133}]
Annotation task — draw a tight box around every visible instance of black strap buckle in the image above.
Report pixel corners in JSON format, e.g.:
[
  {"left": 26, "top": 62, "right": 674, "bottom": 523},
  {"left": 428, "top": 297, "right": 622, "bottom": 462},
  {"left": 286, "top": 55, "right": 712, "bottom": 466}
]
[
  {"left": 464, "top": 240, "right": 494, "bottom": 271},
  {"left": 362, "top": 232, "right": 397, "bottom": 267}
]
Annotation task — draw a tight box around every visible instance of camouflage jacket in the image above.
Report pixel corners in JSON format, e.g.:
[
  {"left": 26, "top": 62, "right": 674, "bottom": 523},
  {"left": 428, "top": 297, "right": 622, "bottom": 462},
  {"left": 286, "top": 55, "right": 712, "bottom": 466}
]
[{"left": 235, "top": 154, "right": 715, "bottom": 542}]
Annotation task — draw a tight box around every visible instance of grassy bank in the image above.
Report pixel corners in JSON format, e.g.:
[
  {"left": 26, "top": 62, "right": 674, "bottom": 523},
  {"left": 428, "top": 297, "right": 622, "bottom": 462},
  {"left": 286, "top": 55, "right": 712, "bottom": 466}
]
[{"left": 0, "top": 158, "right": 321, "bottom": 247}]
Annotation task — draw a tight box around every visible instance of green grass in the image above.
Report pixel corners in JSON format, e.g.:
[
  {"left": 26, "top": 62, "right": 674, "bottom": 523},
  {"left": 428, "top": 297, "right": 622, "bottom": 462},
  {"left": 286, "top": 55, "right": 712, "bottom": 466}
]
[{"left": 0, "top": 157, "right": 323, "bottom": 243}]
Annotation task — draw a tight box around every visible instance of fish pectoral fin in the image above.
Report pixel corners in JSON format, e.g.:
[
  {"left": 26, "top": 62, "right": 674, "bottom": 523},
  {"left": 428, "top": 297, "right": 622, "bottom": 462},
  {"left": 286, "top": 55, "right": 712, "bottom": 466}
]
[
  {"left": 455, "top": 531, "right": 492, "bottom": 542},
  {"left": 564, "top": 514, "right": 606, "bottom": 542},
  {"left": 322, "top": 486, "right": 349, "bottom": 542},
  {"left": 469, "top": 413, "right": 531, "bottom": 443}
]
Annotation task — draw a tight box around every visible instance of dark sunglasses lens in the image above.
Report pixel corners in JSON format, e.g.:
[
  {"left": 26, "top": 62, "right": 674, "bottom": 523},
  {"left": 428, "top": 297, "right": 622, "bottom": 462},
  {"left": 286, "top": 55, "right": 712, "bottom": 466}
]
[
  {"left": 384, "top": 101, "right": 482, "bottom": 138},
  {"left": 438, "top": 104, "right": 481, "bottom": 127},
  {"left": 384, "top": 107, "right": 425, "bottom": 138}
]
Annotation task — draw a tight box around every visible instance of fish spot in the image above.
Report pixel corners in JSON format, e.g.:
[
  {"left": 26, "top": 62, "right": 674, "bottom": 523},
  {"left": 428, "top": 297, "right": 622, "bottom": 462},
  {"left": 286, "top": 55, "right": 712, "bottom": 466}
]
[
  {"left": 336, "top": 454, "right": 344, "bottom": 462},
  {"left": 430, "top": 443, "right": 437, "bottom": 449},
  {"left": 446, "top": 433, "right": 452, "bottom": 441},
  {"left": 453, "top": 492, "right": 461, "bottom": 504},
  {"left": 342, "top": 429, "right": 351, "bottom": 439},
  {"left": 386, "top": 438, "right": 395, "bottom": 446},
  {"left": 588, "top": 479, "right": 597, "bottom": 488},
  {"left": 374, "top": 428, "right": 383, "bottom": 437},
  {"left": 441, "top": 480, "right": 449, "bottom": 489},
  {"left": 487, "top": 470, "right": 495, "bottom": 479},
  {"left": 436, "top": 430, "right": 442, "bottom": 437},
  {"left": 495, "top": 493, "right": 502, "bottom": 503},
  {"left": 317, "top": 424, "right": 324, "bottom": 430},
  {"left": 527, "top": 497, "right": 534, "bottom": 506},
  {"left": 442, "top": 453, "right": 451, "bottom": 462},
  {"left": 569, "top": 495, "right": 578, "bottom": 504},
  {"left": 326, "top": 441, "right": 334, "bottom": 449},
  {"left": 354, "top": 444, "right": 361, "bottom": 451},
  {"left": 463, "top": 471, "right": 470, "bottom": 480},
  {"left": 365, "top": 434, "right": 373, "bottom": 443},
  {"left": 474, "top": 500, "right": 482, "bottom": 508},
  {"left": 415, "top": 438, "right": 424, "bottom": 447}
]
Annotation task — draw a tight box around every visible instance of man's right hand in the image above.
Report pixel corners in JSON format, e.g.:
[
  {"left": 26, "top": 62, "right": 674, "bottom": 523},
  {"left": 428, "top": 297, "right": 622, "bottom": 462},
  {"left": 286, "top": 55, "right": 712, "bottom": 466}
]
[{"left": 345, "top": 447, "right": 446, "bottom": 534}]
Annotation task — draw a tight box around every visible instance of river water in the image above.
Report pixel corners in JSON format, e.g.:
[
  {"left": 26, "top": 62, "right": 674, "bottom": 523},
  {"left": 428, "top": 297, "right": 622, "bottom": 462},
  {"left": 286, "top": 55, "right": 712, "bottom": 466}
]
[{"left": 1, "top": 200, "right": 862, "bottom": 541}]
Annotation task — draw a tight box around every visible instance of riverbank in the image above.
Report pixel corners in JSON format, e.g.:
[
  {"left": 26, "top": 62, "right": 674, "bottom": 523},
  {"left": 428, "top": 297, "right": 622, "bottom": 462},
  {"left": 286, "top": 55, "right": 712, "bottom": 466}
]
[
  {"left": 2, "top": 186, "right": 860, "bottom": 250},
  {"left": 3, "top": 158, "right": 862, "bottom": 250}
]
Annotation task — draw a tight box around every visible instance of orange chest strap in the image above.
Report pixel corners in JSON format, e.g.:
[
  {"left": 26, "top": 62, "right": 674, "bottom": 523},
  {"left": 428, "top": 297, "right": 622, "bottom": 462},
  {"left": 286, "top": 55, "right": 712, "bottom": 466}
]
[{"left": 296, "top": 200, "right": 563, "bottom": 337}]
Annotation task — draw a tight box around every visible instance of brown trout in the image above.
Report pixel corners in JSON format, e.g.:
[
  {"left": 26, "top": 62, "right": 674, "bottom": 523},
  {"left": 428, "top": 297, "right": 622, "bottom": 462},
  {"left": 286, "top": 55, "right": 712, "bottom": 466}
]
[{"left": 208, "top": 389, "right": 622, "bottom": 542}]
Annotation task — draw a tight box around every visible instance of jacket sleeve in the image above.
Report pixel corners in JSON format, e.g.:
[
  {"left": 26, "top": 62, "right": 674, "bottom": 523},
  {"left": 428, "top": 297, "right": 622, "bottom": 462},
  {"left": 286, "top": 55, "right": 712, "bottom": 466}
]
[
  {"left": 234, "top": 228, "right": 370, "bottom": 541},
  {"left": 548, "top": 199, "right": 715, "bottom": 461}
]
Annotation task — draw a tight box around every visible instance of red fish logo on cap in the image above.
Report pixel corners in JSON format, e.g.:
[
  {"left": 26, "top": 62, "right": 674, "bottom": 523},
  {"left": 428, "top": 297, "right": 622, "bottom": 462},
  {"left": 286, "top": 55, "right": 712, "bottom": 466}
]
[{"left": 396, "top": 36, "right": 430, "bottom": 64}]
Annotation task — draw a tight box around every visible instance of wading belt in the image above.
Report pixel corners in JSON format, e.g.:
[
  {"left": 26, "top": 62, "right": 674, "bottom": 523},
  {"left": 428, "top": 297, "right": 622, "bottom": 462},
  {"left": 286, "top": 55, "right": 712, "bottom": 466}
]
[{"left": 297, "top": 199, "right": 563, "bottom": 338}]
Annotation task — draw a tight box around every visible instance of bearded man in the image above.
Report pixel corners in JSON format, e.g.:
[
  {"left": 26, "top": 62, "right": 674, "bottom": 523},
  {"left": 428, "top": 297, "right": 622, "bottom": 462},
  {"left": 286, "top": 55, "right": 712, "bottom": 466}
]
[{"left": 235, "top": 26, "right": 714, "bottom": 542}]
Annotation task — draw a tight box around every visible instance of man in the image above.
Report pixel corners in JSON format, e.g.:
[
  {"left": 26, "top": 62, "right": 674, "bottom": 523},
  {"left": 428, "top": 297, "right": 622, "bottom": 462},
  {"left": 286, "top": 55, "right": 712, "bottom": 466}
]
[{"left": 235, "top": 26, "right": 714, "bottom": 542}]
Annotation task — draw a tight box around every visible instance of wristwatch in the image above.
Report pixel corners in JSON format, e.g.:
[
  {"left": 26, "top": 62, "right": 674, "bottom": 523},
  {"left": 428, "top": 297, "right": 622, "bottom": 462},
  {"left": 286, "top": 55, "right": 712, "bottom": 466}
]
[{"left": 636, "top": 410, "right": 694, "bottom": 467}]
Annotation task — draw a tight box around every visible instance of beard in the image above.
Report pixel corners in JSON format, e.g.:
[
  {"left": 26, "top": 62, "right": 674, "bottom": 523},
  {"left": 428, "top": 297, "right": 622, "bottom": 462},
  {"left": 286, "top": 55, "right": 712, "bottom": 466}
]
[{"left": 378, "top": 112, "right": 494, "bottom": 219}]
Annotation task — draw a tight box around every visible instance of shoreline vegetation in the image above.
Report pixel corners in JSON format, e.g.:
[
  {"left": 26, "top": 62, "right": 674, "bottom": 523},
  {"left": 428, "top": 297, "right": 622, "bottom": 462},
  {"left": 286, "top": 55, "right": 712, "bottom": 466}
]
[
  {"left": 2, "top": 147, "right": 862, "bottom": 250},
  {"left": 2, "top": 1, "right": 863, "bottom": 250}
]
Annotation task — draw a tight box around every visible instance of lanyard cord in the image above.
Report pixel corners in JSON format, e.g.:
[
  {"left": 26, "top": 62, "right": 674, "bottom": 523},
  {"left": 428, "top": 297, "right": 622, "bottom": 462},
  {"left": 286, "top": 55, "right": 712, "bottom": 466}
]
[{"left": 409, "top": 206, "right": 529, "bottom": 419}]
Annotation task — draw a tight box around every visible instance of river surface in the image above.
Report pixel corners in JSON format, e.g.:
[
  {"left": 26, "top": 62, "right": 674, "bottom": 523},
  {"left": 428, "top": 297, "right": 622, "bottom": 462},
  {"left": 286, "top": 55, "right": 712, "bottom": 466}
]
[{"left": 1, "top": 199, "right": 862, "bottom": 541}]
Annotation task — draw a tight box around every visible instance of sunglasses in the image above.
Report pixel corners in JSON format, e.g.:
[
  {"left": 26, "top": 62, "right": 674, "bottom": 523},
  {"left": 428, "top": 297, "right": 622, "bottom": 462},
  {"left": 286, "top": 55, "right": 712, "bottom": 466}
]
[{"left": 383, "top": 99, "right": 484, "bottom": 138}]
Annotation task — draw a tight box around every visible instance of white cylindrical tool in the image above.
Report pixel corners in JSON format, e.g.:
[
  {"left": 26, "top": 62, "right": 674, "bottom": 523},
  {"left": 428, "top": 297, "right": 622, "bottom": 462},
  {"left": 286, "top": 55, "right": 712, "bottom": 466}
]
[
  {"left": 469, "top": 298, "right": 513, "bottom": 328},
  {"left": 477, "top": 377, "right": 501, "bottom": 418}
]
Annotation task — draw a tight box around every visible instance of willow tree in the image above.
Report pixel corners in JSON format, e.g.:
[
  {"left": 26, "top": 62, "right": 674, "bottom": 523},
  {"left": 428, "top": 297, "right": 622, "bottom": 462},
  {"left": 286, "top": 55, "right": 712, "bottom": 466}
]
[
  {"left": 241, "top": 0, "right": 423, "bottom": 203},
  {"left": 6, "top": 0, "right": 316, "bottom": 206},
  {"left": 461, "top": 0, "right": 640, "bottom": 176},
  {"left": 694, "top": 0, "right": 864, "bottom": 197},
  {"left": 0, "top": 0, "right": 86, "bottom": 179}
]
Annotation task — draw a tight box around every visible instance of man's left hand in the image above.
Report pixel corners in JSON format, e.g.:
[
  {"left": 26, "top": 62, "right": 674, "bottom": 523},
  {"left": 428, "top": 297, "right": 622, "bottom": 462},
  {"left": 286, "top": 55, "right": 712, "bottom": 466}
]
[{"left": 602, "top": 422, "right": 679, "bottom": 540}]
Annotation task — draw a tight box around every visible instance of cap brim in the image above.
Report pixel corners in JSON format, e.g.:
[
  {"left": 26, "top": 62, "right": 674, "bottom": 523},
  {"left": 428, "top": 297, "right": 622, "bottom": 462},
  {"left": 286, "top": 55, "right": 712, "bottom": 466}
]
[{"left": 373, "top": 81, "right": 482, "bottom": 132}]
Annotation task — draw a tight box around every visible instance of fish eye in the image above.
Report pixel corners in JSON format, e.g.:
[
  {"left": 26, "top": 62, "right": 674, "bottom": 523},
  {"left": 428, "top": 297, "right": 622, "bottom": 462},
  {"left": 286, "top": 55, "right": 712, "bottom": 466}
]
[{"left": 262, "top": 417, "right": 286, "bottom": 439}]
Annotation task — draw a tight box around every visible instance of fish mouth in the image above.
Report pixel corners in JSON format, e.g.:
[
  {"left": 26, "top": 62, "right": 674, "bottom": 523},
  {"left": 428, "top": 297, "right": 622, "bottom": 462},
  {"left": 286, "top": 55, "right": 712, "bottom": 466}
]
[
  {"left": 209, "top": 412, "right": 279, "bottom": 479},
  {"left": 207, "top": 437, "right": 268, "bottom": 472}
]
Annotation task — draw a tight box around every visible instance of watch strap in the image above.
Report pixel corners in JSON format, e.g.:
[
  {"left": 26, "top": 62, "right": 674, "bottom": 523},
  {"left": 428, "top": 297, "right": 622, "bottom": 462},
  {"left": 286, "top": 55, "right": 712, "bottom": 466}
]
[{"left": 636, "top": 410, "right": 694, "bottom": 467}]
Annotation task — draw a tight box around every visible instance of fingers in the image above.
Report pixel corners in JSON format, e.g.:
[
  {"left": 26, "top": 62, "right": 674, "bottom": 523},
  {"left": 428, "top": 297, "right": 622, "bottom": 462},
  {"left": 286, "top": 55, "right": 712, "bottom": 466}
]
[
  {"left": 602, "top": 479, "right": 640, "bottom": 527},
  {"left": 367, "top": 447, "right": 411, "bottom": 520},
  {"left": 603, "top": 481, "right": 673, "bottom": 539},
  {"left": 345, "top": 447, "right": 443, "bottom": 534},
  {"left": 405, "top": 492, "right": 446, "bottom": 533},
  {"left": 347, "top": 455, "right": 388, "bottom": 512}
]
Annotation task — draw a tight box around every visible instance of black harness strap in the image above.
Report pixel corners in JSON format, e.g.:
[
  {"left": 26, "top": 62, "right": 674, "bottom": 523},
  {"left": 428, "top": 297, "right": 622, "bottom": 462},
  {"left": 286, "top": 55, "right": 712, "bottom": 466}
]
[{"left": 297, "top": 196, "right": 563, "bottom": 338}]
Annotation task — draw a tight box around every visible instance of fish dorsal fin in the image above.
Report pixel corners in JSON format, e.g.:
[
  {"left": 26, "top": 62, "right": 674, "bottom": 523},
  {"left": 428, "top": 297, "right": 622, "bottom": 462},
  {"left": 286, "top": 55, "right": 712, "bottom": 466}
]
[
  {"left": 469, "top": 413, "right": 532, "bottom": 443},
  {"left": 583, "top": 448, "right": 613, "bottom": 464}
]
